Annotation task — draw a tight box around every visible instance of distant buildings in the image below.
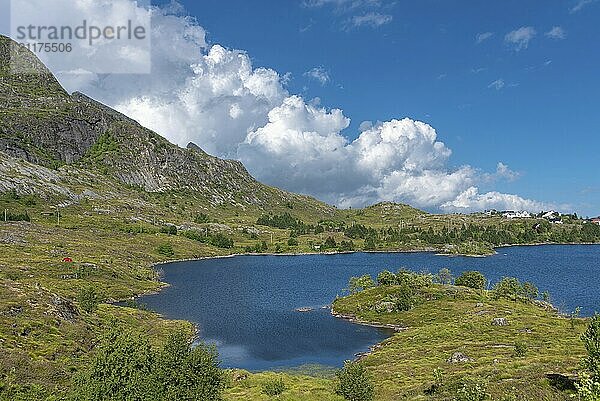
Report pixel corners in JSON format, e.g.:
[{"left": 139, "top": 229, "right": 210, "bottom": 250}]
[
  {"left": 592, "top": 217, "right": 600, "bottom": 226},
  {"left": 502, "top": 210, "right": 532, "bottom": 219},
  {"left": 541, "top": 211, "right": 562, "bottom": 223}
]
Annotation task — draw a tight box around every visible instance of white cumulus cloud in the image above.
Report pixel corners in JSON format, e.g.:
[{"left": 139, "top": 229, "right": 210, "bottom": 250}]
[{"left": 13, "top": 0, "right": 555, "bottom": 213}]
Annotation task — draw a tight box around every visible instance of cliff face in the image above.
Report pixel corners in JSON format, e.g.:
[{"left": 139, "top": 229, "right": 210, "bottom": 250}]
[{"left": 0, "top": 35, "right": 335, "bottom": 213}]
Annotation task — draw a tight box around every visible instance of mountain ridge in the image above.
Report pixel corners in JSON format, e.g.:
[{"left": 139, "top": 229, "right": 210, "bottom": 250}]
[{"left": 0, "top": 35, "right": 347, "bottom": 216}]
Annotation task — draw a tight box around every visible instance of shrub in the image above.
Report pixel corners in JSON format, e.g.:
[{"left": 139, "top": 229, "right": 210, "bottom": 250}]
[
  {"left": 522, "top": 281, "right": 539, "bottom": 299},
  {"left": 194, "top": 213, "right": 210, "bottom": 223},
  {"left": 339, "top": 240, "right": 355, "bottom": 252},
  {"left": 157, "top": 243, "right": 174, "bottom": 257},
  {"left": 396, "top": 269, "right": 433, "bottom": 289},
  {"left": 542, "top": 291, "right": 551, "bottom": 303},
  {"left": 71, "top": 328, "right": 224, "bottom": 401},
  {"left": 209, "top": 233, "right": 234, "bottom": 249},
  {"left": 377, "top": 270, "right": 397, "bottom": 286},
  {"left": 261, "top": 377, "right": 286, "bottom": 396},
  {"left": 436, "top": 268, "right": 453, "bottom": 285},
  {"left": 455, "top": 271, "right": 486, "bottom": 290},
  {"left": 493, "top": 277, "right": 524, "bottom": 299},
  {"left": 582, "top": 314, "right": 600, "bottom": 379},
  {"left": 364, "top": 237, "right": 376, "bottom": 251},
  {"left": 287, "top": 237, "right": 299, "bottom": 246},
  {"left": 348, "top": 275, "right": 375, "bottom": 294},
  {"left": 513, "top": 342, "right": 528, "bottom": 357},
  {"left": 391, "top": 284, "right": 416, "bottom": 311},
  {"left": 323, "top": 236, "right": 337, "bottom": 249},
  {"left": 77, "top": 285, "right": 101, "bottom": 313},
  {"left": 574, "top": 373, "right": 600, "bottom": 401},
  {"left": 160, "top": 225, "right": 178, "bottom": 235},
  {"left": 2, "top": 210, "right": 30, "bottom": 222},
  {"left": 456, "top": 378, "right": 489, "bottom": 401},
  {"left": 335, "top": 361, "right": 374, "bottom": 401}
]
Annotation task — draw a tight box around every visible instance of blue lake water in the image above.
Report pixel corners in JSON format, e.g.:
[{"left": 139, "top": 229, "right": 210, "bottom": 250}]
[{"left": 139, "top": 245, "right": 600, "bottom": 371}]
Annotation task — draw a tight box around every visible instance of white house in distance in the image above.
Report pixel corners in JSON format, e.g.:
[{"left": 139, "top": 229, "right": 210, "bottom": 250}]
[
  {"left": 541, "top": 210, "right": 562, "bottom": 223},
  {"left": 592, "top": 217, "right": 600, "bottom": 226},
  {"left": 502, "top": 210, "right": 532, "bottom": 219}
]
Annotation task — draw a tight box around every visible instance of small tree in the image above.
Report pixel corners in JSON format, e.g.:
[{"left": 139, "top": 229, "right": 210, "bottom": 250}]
[
  {"left": 262, "top": 377, "right": 286, "bottom": 396},
  {"left": 455, "top": 271, "right": 486, "bottom": 290},
  {"left": 522, "top": 281, "right": 539, "bottom": 300},
  {"left": 364, "top": 236, "right": 376, "bottom": 251},
  {"left": 542, "top": 291, "right": 551, "bottom": 303},
  {"left": 335, "top": 361, "right": 374, "bottom": 401},
  {"left": 287, "top": 237, "right": 299, "bottom": 246},
  {"left": 324, "top": 236, "right": 337, "bottom": 249},
  {"left": 160, "top": 225, "right": 178, "bottom": 235},
  {"left": 436, "top": 268, "right": 453, "bottom": 285},
  {"left": 348, "top": 275, "right": 375, "bottom": 294},
  {"left": 493, "top": 277, "right": 524, "bottom": 299},
  {"left": 582, "top": 314, "right": 600, "bottom": 379},
  {"left": 377, "top": 270, "right": 397, "bottom": 286},
  {"left": 77, "top": 285, "right": 101, "bottom": 313},
  {"left": 194, "top": 213, "right": 210, "bottom": 223},
  {"left": 72, "top": 328, "right": 224, "bottom": 401},
  {"left": 157, "top": 243, "right": 174, "bottom": 257},
  {"left": 513, "top": 342, "right": 528, "bottom": 357}
]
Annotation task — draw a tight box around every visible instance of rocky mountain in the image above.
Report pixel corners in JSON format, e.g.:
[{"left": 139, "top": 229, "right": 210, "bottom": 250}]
[{"left": 0, "top": 35, "right": 334, "bottom": 214}]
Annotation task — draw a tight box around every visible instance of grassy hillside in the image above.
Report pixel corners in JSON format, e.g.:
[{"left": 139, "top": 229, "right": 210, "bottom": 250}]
[{"left": 331, "top": 272, "right": 586, "bottom": 400}]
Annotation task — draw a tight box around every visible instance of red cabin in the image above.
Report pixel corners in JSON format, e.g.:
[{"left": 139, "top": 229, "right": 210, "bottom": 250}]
[{"left": 62, "top": 257, "right": 73, "bottom": 263}]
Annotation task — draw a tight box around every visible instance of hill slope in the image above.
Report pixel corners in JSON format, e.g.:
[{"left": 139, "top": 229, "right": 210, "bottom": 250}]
[{"left": 0, "top": 35, "right": 335, "bottom": 216}]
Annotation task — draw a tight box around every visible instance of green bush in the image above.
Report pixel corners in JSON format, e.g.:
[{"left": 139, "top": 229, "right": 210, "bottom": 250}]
[
  {"left": 583, "top": 314, "right": 600, "bottom": 379},
  {"left": 323, "top": 236, "right": 337, "bottom": 249},
  {"left": 71, "top": 329, "right": 224, "bottom": 401},
  {"left": 436, "top": 268, "right": 453, "bottom": 285},
  {"left": 194, "top": 213, "right": 210, "bottom": 223},
  {"left": 209, "top": 233, "right": 234, "bottom": 249},
  {"left": 77, "top": 285, "right": 101, "bottom": 313},
  {"left": 455, "top": 271, "right": 486, "bottom": 290},
  {"left": 157, "top": 243, "right": 174, "bottom": 257},
  {"left": 364, "top": 237, "right": 376, "bottom": 251},
  {"left": 160, "top": 225, "right": 178, "bottom": 235},
  {"left": 2, "top": 210, "right": 30, "bottom": 222},
  {"left": 261, "top": 377, "right": 286, "bottom": 396},
  {"left": 522, "top": 281, "right": 539, "bottom": 299},
  {"left": 493, "top": 277, "right": 524, "bottom": 299},
  {"left": 377, "top": 270, "right": 397, "bottom": 286},
  {"left": 348, "top": 275, "right": 375, "bottom": 294},
  {"left": 335, "top": 361, "right": 374, "bottom": 401},
  {"left": 339, "top": 240, "right": 355, "bottom": 252},
  {"left": 287, "top": 237, "right": 299, "bottom": 246},
  {"left": 456, "top": 378, "right": 489, "bottom": 401},
  {"left": 390, "top": 283, "right": 415, "bottom": 312},
  {"left": 574, "top": 373, "right": 600, "bottom": 401},
  {"left": 513, "top": 342, "right": 528, "bottom": 357},
  {"left": 396, "top": 269, "right": 433, "bottom": 289}
]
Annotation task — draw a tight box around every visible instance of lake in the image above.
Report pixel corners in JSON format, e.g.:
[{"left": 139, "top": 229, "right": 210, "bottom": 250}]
[{"left": 139, "top": 244, "right": 600, "bottom": 371}]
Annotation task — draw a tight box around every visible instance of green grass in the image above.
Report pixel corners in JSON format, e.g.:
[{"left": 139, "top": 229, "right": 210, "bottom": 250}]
[
  {"left": 332, "top": 284, "right": 586, "bottom": 400},
  {"left": 0, "top": 169, "right": 597, "bottom": 399}
]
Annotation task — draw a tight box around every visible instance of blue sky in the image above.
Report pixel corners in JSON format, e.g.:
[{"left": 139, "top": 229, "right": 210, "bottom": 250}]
[
  {"left": 2, "top": 0, "right": 598, "bottom": 215},
  {"left": 160, "top": 0, "right": 599, "bottom": 215}
]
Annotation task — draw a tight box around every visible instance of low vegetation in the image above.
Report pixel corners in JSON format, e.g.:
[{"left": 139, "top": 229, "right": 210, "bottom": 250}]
[{"left": 332, "top": 269, "right": 590, "bottom": 400}]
